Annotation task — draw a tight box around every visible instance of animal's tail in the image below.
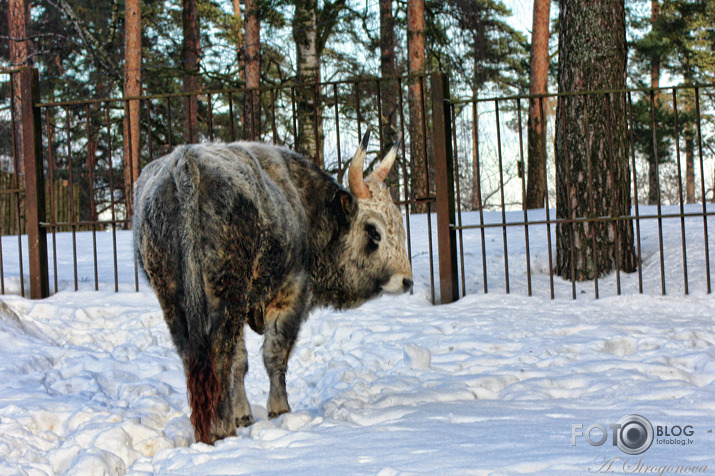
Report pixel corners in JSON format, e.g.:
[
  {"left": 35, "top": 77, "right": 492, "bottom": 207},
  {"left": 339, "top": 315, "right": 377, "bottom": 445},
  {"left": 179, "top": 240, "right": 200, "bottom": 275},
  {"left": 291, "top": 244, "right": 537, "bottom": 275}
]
[
  {"left": 173, "top": 147, "right": 222, "bottom": 444},
  {"left": 187, "top": 343, "right": 221, "bottom": 444}
]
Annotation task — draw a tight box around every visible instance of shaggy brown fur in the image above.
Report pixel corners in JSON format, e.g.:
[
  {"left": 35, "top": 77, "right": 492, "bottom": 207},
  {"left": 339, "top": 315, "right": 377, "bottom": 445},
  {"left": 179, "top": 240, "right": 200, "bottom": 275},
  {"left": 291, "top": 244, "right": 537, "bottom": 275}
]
[{"left": 133, "top": 136, "right": 410, "bottom": 444}]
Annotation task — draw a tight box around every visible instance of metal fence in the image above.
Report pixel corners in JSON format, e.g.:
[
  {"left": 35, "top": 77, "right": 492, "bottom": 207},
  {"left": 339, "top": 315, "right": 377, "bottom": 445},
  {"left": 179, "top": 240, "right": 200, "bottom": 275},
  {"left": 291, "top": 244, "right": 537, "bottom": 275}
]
[
  {"left": 439, "top": 80, "right": 714, "bottom": 302},
  {"left": 0, "top": 68, "right": 440, "bottom": 299},
  {"left": 1, "top": 68, "right": 713, "bottom": 302}
]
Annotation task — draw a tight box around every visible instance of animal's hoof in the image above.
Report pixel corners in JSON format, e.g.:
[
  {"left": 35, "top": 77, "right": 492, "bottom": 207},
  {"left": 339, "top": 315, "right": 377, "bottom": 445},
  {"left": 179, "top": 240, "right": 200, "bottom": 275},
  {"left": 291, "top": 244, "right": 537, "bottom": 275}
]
[
  {"left": 236, "top": 415, "right": 254, "bottom": 427},
  {"left": 268, "top": 408, "right": 290, "bottom": 419},
  {"left": 209, "top": 428, "right": 236, "bottom": 444}
]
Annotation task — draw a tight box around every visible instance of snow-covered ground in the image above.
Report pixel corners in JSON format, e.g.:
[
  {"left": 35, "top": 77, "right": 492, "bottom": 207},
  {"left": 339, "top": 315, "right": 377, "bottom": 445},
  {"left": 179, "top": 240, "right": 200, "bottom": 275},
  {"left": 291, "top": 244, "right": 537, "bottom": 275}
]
[{"left": 0, "top": 206, "right": 713, "bottom": 475}]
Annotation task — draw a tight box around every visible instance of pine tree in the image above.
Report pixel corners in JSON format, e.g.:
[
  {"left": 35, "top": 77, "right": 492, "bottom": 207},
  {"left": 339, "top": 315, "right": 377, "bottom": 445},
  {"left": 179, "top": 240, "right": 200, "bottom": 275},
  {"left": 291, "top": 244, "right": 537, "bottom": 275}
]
[
  {"left": 407, "top": 0, "right": 427, "bottom": 213},
  {"left": 123, "top": 0, "right": 141, "bottom": 215},
  {"left": 525, "top": 0, "right": 551, "bottom": 209},
  {"left": 380, "top": 0, "right": 401, "bottom": 202},
  {"left": 182, "top": 0, "right": 200, "bottom": 143},
  {"left": 245, "top": 0, "right": 260, "bottom": 140},
  {"left": 555, "top": 0, "right": 637, "bottom": 281}
]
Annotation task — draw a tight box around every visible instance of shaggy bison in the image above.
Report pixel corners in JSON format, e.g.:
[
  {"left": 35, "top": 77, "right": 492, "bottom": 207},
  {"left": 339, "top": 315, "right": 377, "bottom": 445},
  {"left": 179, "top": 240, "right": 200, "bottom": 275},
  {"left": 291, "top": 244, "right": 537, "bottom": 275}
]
[{"left": 133, "top": 132, "right": 411, "bottom": 444}]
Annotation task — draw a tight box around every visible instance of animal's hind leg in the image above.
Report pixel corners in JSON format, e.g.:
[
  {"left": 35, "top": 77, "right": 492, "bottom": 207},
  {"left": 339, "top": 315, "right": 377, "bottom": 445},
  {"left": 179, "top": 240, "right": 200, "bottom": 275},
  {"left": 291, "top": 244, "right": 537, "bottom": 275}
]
[
  {"left": 262, "top": 274, "right": 310, "bottom": 419},
  {"left": 231, "top": 326, "right": 253, "bottom": 427},
  {"left": 209, "top": 319, "right": 241, "bottom": 442}
]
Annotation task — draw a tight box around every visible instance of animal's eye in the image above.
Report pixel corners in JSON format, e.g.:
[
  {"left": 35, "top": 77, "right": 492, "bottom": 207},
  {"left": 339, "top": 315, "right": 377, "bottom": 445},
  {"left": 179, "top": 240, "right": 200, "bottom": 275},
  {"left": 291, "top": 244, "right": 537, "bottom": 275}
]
[{"left": 365, "top": 223, "right": 381, "bottom": 242}]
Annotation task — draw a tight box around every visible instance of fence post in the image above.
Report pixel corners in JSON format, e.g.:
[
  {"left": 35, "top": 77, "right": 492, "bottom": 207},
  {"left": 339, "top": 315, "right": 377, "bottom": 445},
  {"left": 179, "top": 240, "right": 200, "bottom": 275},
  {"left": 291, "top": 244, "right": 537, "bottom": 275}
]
[
  {"left": 18, "top": 67, "right": 49, "bottom": 299},
  {"left": 430, "top": 72, "right": 459, "bottom": 304}
]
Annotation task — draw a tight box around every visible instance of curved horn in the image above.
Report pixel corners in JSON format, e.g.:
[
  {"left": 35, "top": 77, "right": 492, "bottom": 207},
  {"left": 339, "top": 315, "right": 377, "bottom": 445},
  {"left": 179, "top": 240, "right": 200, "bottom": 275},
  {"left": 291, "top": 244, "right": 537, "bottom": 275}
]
[
  {"left": 348, "top": 130, "right": 371, "bottom": 199},
  {"left": 368, "top": 132, "right": 402, "bottom": 183}
]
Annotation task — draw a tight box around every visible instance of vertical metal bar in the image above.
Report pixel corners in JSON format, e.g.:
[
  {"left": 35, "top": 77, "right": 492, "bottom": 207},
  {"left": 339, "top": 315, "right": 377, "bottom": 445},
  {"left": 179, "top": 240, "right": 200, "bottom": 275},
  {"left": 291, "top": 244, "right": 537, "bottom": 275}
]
[
  {"left": 0, "top": 216, "right": 4, "bottom": 293},
  {"left": 106, "top": 103, "right": 119, "bottom": 292},
  {"left": 583, "top": 93, "right": 600, "bottom": 298},
  {"left": 313, "top": 83, "right": 321, "bottom": 166},
  {"left": 397, "top": 77, "right": 413, "bottom": 291},
  {"left": 249, "top": 88, "right": 257, "bottom": 141},
  {"left": 605, "top": 93, "right": 622, "bottom": 295},
  {"left": 256, "top": 88, "right": 262, "bottom": 141},
  {"left": 167, "top": 97, "right": 174, "bottom": 149},
  {"left": 671, "top": 88, "right": 689, "bottom": 294},
  {"left": 649, "top": 90, "right": 666, "bottom": 295},
  {"left": 18, "top": 68, "right": 49, "bottom": 298},
  {"left": 562, "top": 96, "right": 577, "bottom": 299},
  {"left": 146, "top": 99, "right": 154, "bottom": 162},
  {"left": 124, "top": 100, "right": 136, "bottom": 229},
  {"left": 516, "top": 98, "right": 532, "bottom": 296},
  {"left": 421, "top": 75, "right": 435, "bottom": 304},
  {"left": 46, "top": 108, "right": 58, "bottom": 293},
  {"left": 86, "top": 104, "right": 98, "bottom": 291},
  {"left": 494, "top": 99, "right": 510, "bottom": 294},
  {"left": 451, "top": 95, "right": 466, "bottom": 297},
  {"left": 228, "top": 92, "right": 236, "bottom": 142},
  {"left": 431, "top": 73, "right": 458, "bottom": 304},
  {"left": 207, "top": 93, "right": 214, "bottom": 141},
  {"left": 694, "top": 87, "right": 711, "bottom": 293},
  {"left": 8, "top": 79, "right": 22, "bottom": 296},
  {"left": 185, "top": 94, "right": 193, "bottom": 143},
  {"left": 541, "top": 96, "right": 554, "bottom": 299},
  {"left": 376, "top": 79, "right": 384, "bottom": 155},
  {"left": 472, "top": 99, "right": 487, "bottom": 294},
  {"left": 270, "top": 89, "right": 278, "bottom": 145},
  {"left": 333, "top": 84, "right": 343, "bottom": 183},
  {"left": 291, "top": 87, "right": 298, "bottom": 147},
  {"left": 627, "top": 91, "right": 644, "bottom": 293},
  {"left": 132, "top": 101, "right": 140, "bottom": 293},
  {"left": 65, "top": 106, "right": 78, "bottom": 291},
  {"left": 355, "top": 82, "right": 362, "bottom": 141}
]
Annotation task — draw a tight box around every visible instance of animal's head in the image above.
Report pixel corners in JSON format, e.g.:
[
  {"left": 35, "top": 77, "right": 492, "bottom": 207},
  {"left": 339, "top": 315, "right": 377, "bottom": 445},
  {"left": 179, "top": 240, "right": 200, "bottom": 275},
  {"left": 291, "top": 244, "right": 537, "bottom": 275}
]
[{"left": 334, "top": 131, "right": 412, "bottom": 306}]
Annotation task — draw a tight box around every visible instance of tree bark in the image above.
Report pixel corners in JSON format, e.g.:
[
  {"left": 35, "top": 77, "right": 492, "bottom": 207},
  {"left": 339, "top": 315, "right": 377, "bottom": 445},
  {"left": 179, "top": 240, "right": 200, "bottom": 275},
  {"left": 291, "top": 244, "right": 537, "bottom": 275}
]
[
  {"left": 407, "top": 0, "right": 427, "bottom": 213},
  {"left": 9, "top": 0, "right": 31, "bottom": 175},
  {"left": 293, "top": 0, "right": 323, "bottom": 167},
  {"left": 244, "top": 0, "right": 260, "bottom": 140},
  {"left": 380, "top": 0, "right": 400, "bottom": 202},
  {"left": 555, "top": 0, "right": 637, "bottom": 281},
  {"left": 525, "top": 0, "right": 550, "bottom": 209},
  {"left": 182, "top": 0, "right": 200, "bottom": 143},
  {"left": 123, "top": 0, "right": 141, "bottom": 216},
  {"left": 685, "top": 126, "right": 695, "bottom": 203}
]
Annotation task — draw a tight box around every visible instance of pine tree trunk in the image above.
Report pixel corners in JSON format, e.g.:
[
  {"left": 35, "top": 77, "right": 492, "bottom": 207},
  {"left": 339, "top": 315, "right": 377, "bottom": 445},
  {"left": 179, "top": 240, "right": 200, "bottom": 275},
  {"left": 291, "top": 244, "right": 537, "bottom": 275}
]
[
  {"left": 407, "top": 0, "right": 427, "bottom": 213},
  {"left": 555, "top": 0, "right": 637, "bottom": 281},
  {"left": 123, "top": 0, "right": 141, "bottom": 217},
  {"left": 525, "top": 0, "right": 550, "bottom": 210},
  {"left": 293, "top": 0, "right": 323, "bottom": 167},
  {"left": 380, "top": 0, "right": 400, "bottom": 202},
  {"left": 9, "top": 0, "right": 31, "bottom": 175},
  {"left": 685, "top": 127, "right": 695, "bottom": 204},
  {"left": 182, "top": 0, "right": 200, "bottom": 143},
  {"left": 245, "top": 0, "right": 260, "bottom": 140}
]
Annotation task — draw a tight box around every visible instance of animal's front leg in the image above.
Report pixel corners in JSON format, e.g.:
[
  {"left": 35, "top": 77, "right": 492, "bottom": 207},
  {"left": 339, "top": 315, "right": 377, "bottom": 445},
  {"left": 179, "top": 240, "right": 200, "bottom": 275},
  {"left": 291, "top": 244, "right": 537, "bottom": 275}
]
[{"left": 262, "top": 274, "right": 310, "bottom": 418}]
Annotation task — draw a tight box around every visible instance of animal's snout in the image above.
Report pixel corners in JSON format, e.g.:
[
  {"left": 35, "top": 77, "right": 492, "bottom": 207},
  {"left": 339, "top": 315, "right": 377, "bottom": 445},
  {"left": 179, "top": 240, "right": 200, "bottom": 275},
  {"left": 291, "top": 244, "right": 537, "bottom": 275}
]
[{"left": 402, "top": 278, "right": 413, "bottom": 292}]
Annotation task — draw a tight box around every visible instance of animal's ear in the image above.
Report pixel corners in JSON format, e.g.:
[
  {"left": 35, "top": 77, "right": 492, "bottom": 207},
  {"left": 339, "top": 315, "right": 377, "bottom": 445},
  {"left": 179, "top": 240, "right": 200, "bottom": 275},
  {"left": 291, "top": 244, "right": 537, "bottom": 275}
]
[{"left": 331, "top": 189, "right": 357, "bottom": 227}]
